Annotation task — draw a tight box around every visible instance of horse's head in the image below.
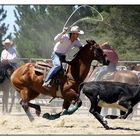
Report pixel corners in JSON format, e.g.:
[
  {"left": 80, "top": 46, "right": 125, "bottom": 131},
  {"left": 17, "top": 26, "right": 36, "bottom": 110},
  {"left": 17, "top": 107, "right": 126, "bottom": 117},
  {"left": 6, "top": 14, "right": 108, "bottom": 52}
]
[{"left": 85, "top": 40, "right": 109, "bottom": 65}]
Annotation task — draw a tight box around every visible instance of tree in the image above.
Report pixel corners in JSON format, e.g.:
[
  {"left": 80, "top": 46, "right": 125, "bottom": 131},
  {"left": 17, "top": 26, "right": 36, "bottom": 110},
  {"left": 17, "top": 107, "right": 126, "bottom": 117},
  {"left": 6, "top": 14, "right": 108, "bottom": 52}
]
[
  {"left": 13, "top": 5, "right": 140, "bottom": 60},
  {"left": 0, "top": 6, "right": 9, "bottom": 52},
  {"left": 14, "top": 5, "right": 74, "bottom": 58},
  {"left": 104, "top": 6, "right": 140, "bottom": 60},
  {"left": 82, "top": 5, "right": 140, "bottom": 60}
]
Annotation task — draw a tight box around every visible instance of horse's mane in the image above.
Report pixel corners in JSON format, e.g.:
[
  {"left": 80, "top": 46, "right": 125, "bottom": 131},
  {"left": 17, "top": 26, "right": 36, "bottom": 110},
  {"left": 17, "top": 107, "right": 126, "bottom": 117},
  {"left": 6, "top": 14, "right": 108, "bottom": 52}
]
[{"left": 71, "top": 40, "right": 97, "bottom": 61}]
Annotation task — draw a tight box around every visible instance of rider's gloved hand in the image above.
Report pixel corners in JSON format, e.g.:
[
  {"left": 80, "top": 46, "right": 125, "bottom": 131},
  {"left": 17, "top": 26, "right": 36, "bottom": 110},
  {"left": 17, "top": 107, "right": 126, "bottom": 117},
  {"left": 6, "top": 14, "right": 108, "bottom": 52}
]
[{"left": 62, "top": 27, "right": 70, "bottom": 34}]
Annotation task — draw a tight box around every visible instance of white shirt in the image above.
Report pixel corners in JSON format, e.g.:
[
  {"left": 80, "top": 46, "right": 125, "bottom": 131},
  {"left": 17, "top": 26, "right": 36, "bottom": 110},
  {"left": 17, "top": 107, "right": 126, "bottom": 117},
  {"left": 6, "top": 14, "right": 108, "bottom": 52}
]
[
  {"left": 53, "top": 32, "right": 82, "bottom": 54},
  {"left": 1, "top": 47, "right": 17, "bottom": 63}
]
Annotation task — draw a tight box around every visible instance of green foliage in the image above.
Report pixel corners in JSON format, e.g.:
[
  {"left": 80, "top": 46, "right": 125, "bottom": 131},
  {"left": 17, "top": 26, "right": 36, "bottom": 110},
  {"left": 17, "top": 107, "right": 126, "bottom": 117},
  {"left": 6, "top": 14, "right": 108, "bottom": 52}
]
[
  {"left": 13, "top": 5, "right": 140, "bottom": 60},
  {"left": 0, "top": 6, "right": 9, "bottom": 52},
  {"left": 14, "top": 5, "right": 75, "bottom": 58}
]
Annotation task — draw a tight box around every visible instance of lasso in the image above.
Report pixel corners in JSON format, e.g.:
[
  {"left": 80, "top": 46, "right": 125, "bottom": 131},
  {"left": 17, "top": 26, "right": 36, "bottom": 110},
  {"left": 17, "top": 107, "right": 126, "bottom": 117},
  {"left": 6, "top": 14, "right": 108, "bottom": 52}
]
[{"left": 63, "top": 5, "right": 104, "bottom": 30}]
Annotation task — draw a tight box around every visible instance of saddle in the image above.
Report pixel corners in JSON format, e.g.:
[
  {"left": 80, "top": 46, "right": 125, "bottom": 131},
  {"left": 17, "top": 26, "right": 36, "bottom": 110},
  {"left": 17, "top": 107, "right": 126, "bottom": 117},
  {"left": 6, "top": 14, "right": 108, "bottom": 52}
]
[
  {"left": 34, "top": 61, "right": 67, "bottom": 89},
  {"left": 34, "top": 61, "right": 52, "bottom": 76}
]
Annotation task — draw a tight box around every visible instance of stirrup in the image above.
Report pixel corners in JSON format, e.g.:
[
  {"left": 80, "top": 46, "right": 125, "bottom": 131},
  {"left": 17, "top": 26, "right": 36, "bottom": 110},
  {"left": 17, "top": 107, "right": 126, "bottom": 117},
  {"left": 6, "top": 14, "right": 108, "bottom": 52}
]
[{"left": 42, "top": 80, "right": 52, "bottom": 88}]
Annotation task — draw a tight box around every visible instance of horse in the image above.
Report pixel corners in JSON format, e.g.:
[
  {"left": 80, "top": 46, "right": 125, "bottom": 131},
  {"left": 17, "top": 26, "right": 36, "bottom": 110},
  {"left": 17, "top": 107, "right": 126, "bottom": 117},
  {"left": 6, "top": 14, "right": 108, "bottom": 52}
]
[
  {"left": 0, "top": 63, "right": 16, "bottom": 114},
  {"left": 129, "top": 64, "right": 140, "bottom": 84},
  {"left": 10, "top": 40, "right": 108, "bottom": 121},
  {"left": 103, "top": 69, "right": 139, "bottom": 85}
]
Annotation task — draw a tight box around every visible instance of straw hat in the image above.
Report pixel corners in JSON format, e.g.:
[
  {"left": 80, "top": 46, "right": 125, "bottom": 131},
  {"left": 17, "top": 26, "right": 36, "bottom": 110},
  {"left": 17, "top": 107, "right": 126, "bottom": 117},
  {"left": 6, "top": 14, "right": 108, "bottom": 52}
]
[
  {"left": 69, "top": 26, "right": 84, "bottom": 34},
  {"left": 2, "top": 38, "right": 13, "bottom": 46}
]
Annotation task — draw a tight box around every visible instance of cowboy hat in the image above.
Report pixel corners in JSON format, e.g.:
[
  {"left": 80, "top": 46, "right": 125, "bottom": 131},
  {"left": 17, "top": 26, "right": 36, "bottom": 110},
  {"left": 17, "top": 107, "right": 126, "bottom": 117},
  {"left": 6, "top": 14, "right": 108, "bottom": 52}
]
[
  {"left": 2, "top": 38, "right": 13, "bottom": 45},
  {"left": 69, "top": 26, "right": 84, "bottom": 34}
]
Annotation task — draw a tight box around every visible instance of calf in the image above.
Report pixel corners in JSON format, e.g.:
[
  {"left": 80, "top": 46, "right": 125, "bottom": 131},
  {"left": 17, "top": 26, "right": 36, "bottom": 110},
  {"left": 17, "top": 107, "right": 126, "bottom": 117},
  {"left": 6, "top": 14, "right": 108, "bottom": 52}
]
[{"left": 79, "top": 81, "right": 140, "bottom": 129}]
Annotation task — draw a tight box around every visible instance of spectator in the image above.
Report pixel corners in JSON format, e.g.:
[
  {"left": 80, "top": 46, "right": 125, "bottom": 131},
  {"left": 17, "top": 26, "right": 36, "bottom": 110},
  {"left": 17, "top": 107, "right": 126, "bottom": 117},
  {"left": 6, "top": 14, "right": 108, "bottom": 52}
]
[{"left": 1, "top": 38, "right": 17, "bottom": 70}]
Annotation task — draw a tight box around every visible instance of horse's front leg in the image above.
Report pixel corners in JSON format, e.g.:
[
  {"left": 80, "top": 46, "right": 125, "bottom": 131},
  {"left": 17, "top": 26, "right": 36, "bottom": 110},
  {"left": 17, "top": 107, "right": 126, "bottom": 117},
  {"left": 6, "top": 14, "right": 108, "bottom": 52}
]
[
  {"left": 61, "top": 98, "right": 82, "bottom": 115},
  {"left": 42, "top": 99, "right": 71, "bottom": 120},
  {"left": 2, "top": 90, "right": 9, "bottom": 114},
  {"left": 42, "top": 95, "right": 82, "bottom": 120}
]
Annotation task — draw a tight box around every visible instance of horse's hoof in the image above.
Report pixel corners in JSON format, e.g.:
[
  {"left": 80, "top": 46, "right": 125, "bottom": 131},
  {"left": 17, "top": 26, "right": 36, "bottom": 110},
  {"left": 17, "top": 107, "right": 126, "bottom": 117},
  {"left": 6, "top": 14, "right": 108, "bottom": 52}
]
[
  {"left": 29, "top": 117, "right": 35, "bottom": 122},
  {"left": 42, "top": 113, "right": 51, "bottom": 119},
  {"left": 42, "top": 113, "right": 61, "bottom": 120},
  {"left": 119, "top": 115, "right": 125, "bottom": 119},
  {"left": 105, "top": 115, "right": 119, "bottom": 119},
  {"left": 103, "top": 123, "right": 110, "bottom": 130},
  {"left": 105, "top": 125, "right": 110, "bottom": 130},
  {"left": 36, "top": 110, "right": 41, "bottom": 117}
]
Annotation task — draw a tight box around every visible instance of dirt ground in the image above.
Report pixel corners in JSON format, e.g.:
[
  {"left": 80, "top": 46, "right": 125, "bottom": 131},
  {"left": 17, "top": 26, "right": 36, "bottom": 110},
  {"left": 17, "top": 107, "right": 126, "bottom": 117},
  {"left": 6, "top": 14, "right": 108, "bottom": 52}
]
[{"left": 0, "top": 109, "right": 140, "bottom": 136}]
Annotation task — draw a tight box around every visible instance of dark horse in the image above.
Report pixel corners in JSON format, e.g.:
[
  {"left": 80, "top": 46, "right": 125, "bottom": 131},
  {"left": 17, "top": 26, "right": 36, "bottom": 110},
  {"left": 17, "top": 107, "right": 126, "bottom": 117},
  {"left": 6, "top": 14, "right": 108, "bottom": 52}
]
[
  {"left": 10, "top": 40, "right": 108, "bottom": 121},
  {"left": 0, "top": 63, "right": 16, "bottom": 113}
]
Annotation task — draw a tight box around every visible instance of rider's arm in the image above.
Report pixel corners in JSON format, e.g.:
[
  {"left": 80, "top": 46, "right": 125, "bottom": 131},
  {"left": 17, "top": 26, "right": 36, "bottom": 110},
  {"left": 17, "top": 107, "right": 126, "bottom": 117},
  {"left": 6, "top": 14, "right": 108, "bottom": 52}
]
[
  {"left": 54, "top": 32, "right": 66, "bottom": 42},
  {"left": 74, "top": 38, "right": 83, "bottom": 49},
  {"left": 54, "top": 27, "right": 69, "bottom": 42}
]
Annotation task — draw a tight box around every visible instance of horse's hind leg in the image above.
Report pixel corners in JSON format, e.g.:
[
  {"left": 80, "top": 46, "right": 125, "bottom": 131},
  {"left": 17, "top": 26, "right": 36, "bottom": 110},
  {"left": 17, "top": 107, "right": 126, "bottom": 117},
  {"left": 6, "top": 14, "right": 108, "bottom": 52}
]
[
  {"left": 8, "top": 87, "right": 16, "bottom": 113},
  {"left": 28, "top": 102, "right": 41, "bottom": 116},
  {"left": 20, "top": 100, "right": 34, "bottom": 122},
  {"left": 20, "top": 89, "right": 41, "bottom": 121},
  {"left": 2, "top": 89, "right": 9, "bottom": 114}
]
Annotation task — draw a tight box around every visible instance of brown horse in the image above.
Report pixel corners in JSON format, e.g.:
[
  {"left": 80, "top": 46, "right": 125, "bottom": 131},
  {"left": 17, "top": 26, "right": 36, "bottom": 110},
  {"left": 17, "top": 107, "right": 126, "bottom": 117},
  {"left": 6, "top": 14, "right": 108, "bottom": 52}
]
[
  {"left": 10, "top": 40, "right": 108, "bottom": 121},
  {"left": 110, "top": 70, "right": 139, "bottom": 85}
]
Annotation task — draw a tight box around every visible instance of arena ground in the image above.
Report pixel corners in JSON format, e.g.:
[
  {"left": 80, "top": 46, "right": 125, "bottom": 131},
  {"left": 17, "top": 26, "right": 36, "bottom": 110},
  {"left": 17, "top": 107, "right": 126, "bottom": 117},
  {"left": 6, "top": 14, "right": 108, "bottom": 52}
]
[{"left": 0, "top": 106, "right": 140, "bottom": 136}]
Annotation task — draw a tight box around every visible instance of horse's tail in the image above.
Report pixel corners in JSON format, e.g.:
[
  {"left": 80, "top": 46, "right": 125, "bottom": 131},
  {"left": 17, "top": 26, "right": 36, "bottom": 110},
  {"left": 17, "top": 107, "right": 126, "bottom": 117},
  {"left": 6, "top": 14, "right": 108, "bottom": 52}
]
[{"left": 78, "top": 81, "right": 86, "bottom": 95}]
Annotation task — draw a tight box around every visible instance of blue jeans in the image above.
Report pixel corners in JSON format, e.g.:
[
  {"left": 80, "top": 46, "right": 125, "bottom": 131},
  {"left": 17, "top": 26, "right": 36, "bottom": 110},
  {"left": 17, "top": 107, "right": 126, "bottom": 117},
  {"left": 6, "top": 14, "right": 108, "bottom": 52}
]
[{"left": 44, "top": 52, "right": 62, "bottom": 82}]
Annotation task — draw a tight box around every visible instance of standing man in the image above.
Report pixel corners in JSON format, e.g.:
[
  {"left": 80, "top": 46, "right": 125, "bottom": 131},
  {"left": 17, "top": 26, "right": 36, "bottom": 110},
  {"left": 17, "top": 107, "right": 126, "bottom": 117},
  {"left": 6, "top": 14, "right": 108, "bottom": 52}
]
[{"left": 42, "top": 25, "right": 84, "bottom": 88}]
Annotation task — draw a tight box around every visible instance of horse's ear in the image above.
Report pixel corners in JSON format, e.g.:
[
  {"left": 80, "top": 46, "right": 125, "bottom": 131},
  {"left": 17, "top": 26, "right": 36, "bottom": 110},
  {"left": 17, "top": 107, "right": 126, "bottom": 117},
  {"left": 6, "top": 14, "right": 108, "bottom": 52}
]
[
  {"left": 86, "top": 40, "right": 90, "bottom": 44},
  {"left": 86, "top": 40, "right": 96, "bottom": 45},
  {"left": 91, "top": 40, "right": 96, "bottom": 45}
]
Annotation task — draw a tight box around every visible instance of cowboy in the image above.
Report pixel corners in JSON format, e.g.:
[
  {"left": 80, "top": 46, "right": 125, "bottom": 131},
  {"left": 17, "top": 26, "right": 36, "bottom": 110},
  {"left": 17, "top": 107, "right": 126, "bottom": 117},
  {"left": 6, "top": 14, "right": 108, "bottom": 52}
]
[
  {"left": 1, "top": 38, "right": 17, "bottom": 70},
  {"left": 42, "top": 25, "right": 84, "bottom": 88}
]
